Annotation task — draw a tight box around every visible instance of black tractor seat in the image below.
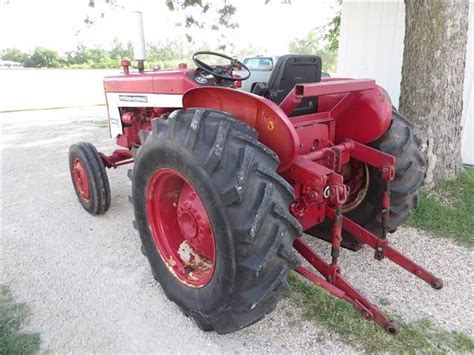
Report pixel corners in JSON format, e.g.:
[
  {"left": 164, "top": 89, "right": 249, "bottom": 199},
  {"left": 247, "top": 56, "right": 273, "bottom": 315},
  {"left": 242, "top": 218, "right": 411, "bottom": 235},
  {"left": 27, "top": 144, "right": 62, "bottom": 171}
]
[{"left": 251, "top": 54, "right": 322, "bottom": 117}]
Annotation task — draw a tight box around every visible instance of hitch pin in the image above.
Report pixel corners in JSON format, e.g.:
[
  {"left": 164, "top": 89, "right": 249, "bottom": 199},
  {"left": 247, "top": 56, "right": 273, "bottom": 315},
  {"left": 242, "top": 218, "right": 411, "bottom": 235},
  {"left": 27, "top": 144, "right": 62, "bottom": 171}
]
[{"left": 323, "top": 186, "right": 331, "bottom": 199}]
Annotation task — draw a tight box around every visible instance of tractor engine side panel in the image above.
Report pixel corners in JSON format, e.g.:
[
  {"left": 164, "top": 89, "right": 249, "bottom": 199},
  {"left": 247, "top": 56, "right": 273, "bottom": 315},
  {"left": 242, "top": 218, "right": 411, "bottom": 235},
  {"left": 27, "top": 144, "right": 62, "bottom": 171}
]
[
  {"left": 103, "top": 69, "right": 200, "bottom": 139},
  {"left": 105, "top": 92, "right": 182, "bottom": 138}
]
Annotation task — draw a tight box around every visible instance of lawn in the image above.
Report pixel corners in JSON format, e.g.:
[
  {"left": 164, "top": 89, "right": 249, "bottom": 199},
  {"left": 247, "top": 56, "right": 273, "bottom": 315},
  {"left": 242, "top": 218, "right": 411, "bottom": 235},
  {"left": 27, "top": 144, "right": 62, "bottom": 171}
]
[{"left": 409, "top": 167, "right": 474, "bottom": 247}]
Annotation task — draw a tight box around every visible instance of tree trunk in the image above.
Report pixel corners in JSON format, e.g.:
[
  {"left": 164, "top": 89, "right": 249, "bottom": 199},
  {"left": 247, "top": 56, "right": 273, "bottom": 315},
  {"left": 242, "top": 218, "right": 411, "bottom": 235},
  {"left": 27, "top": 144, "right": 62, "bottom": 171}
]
[{"left": 399, "top": 0, "right": 469, "bottom": 184}]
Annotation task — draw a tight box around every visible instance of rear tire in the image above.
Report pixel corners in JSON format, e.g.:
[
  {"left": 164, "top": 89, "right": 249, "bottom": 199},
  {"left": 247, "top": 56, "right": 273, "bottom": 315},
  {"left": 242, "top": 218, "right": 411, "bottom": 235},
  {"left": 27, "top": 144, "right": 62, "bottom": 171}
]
[
  {"left": 131, "top": 109, "right": 301, "bottom": 334},
  {"left": 69, "top": 142, "right": 111, "bottom": 215}
]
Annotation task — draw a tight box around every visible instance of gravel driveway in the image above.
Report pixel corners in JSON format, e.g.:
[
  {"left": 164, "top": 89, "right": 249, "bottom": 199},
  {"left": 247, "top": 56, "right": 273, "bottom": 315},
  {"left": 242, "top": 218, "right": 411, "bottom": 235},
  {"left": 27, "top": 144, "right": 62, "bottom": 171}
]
[{"left": 1, "top": 107, "right": 472, "bottom": 353}]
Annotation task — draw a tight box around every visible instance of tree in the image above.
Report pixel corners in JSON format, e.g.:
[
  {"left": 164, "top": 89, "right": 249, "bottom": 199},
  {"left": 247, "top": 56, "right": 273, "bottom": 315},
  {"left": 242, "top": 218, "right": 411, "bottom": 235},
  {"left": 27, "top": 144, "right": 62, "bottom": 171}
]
[
  {"left": 84, "top": 0, "right": 122, "bottom": 26},
  {"left": 288, "top": 3, "right": 341, "bottom": 73},
  {"left": 109, "top": 39, "right": 134, "bottom": 61},
  {"left": 65, "top": 44, "right": 118, "bottom": 68},
  {"left": 24, "top": 47, "right": 62, "bottom": 68},
  {"left": 1, "top": 48, "right": 29, "bottom": 64},
  {"left": 322, "top": 0, "right": 341, "bottom": 52},
  {"left": 399, "top": 0, "right": 469, "bottom": 184},
  {"left": 147, "top": 41, "right": 189, "bottom": 68},
  {"left": 165, "top": 0, "right": 238, "bottom": 33},
  {"left": 289, "top": 29, "right": 338, "bottom": 73},
  {"left": 85, "top": 0, "right": 238, "bottom": 43}
]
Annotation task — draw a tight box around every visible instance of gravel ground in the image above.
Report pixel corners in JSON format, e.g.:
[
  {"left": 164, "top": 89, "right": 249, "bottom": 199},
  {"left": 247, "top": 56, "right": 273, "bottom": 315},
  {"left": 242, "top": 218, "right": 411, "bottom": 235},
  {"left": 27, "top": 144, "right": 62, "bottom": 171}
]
[
  {"left": 1, "top": 107, "right": 473, "bottom": 353},
  {"left": 302, "top": 230, "right": 474, "bottom": 335}
]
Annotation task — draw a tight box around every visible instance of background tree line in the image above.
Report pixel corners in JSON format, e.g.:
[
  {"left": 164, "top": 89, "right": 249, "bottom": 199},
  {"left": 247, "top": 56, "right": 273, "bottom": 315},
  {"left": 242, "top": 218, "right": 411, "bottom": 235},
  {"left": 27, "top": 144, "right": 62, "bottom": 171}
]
[
  {"left": 1, "top": 39, "right": 191, "bottom": 69},
  {"left": 1, "top": 24, "right": 339, "bottom": 72}
]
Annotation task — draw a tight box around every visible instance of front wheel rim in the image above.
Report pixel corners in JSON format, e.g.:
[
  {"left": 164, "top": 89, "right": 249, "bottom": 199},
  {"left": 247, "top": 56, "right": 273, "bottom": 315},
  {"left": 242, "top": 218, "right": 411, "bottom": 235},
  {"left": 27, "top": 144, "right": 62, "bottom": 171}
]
[
  {"left": 146, "top": 168, "right": 216, "bottom": 288},
  {"left": 72, "top": 158, "right": 91, "bottom": 203}
]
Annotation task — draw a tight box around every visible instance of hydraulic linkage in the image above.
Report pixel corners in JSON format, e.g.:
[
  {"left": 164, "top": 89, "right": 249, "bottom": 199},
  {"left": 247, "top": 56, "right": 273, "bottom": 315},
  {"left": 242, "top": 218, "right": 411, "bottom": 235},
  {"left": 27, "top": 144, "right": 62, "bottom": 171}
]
[{"left": 290, "top": 139, "right": 443, "bottom": 335}]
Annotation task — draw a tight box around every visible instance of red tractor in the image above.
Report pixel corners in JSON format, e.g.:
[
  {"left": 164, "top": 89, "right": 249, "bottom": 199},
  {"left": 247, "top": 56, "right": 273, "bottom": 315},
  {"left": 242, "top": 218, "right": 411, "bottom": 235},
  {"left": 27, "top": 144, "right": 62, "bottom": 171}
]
[{"left": 69, "top": 21, "right": 442, "bottom": 335}]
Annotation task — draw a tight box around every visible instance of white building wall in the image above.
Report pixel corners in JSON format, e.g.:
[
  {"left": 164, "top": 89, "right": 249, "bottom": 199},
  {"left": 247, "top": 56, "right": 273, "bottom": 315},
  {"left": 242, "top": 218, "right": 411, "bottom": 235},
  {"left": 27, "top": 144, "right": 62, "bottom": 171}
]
[{"left": 337, "top": 0, "right": 474, "bottom": 165}]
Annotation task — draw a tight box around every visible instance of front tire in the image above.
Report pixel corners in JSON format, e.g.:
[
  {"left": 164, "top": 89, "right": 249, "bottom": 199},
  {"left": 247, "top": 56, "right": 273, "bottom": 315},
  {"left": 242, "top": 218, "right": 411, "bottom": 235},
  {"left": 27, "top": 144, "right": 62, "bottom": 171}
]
[
  {"left": 131, "top": 109, "right": 301, "bottom": 334},
  {"left": 69, "top": 142, "right": 111, "bottom": 215}
]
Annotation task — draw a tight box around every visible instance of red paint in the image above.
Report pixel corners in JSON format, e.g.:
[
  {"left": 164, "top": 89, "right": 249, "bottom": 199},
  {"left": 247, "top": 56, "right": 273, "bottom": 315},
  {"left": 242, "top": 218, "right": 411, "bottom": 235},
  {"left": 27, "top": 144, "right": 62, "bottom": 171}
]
[
  {"left": 279, "top": 80, "right": 391, "bottom": 145},
  {"left": 146, "top": 168, "right": 215, "bottom": 287},
  {"left": 294, "top": 266, "right": 346, "bottom": 298},
  {"left": 104, "top": 69, "right": 198, "bottom": 94},
  {"left": 351, "top": 141, "right": 395, "bottom": 171},
  {"left": 296, "top": 124, "right": 329, "bottom": 155},
  {"left": 72, "top": 159, "right": 90, "bottom": 203},
  {"left": 284, "top": 158, "right": 333, "bottom": 230},
  {"left": 120, "top": 60, "right": 130, "bottom": 75},
  {"left": 100, "top": 149, "right": 133, "bottom": 168},
  {"left": 104, "top": 72, "right": 155, "bottom": 93},
  {"left": 333, "top": 86, "right": 392, "bottom": 144}
]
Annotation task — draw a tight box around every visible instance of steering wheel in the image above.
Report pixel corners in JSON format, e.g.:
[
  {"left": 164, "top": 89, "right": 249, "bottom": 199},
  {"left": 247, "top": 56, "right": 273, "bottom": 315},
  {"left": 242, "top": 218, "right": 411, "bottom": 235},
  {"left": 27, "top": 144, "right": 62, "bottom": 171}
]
[{"left": 192, "top": 51, "right": 251, "bottom": 81}]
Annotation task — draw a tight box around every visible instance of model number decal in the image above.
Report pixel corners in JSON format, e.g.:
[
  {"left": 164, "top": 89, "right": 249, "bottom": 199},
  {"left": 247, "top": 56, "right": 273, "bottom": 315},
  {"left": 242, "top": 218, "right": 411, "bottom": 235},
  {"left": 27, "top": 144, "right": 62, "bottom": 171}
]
[{"left": 119, "top": 95, "right": 148, "bottom": 103}]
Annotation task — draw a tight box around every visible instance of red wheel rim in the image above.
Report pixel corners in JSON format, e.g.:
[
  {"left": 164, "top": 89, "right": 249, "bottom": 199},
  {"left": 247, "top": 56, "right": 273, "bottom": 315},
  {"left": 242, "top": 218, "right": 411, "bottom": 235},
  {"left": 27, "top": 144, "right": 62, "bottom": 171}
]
[
  {"left": 146, "top": 168, "right": 216, "bottom": 287},
  {"left": 341, "top": 159, "right": 369, "bottom": 213},
  {"left": 72, "top": 158, "right": 90, "bottom": 203}
]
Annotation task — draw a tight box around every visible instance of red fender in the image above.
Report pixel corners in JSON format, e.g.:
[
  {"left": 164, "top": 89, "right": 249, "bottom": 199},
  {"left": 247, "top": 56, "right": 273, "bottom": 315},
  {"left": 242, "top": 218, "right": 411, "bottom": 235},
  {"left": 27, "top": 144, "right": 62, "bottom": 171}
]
[
  {"left": 182, "top": 87, "right": 300, "bottom": 172},
  {"left": 318, "top": 83, "right": 393, "bottom": 144}
]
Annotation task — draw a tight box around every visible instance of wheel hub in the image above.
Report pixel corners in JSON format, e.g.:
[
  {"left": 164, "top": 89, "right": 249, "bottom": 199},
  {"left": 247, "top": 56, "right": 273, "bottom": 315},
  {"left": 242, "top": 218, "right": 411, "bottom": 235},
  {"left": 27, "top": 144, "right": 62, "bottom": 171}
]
[
  {"left": 72, "top": 158, "right": 90, "bottom": 202},
  {"left": 341, "top": 159, "right": 369, "bottom": 213},
  {"left": 178, "top": 209, "right": 198, "bottom": 240},
  {"left": 176, "top": 185, "right": 213, "bottom": 257},
  {"left": 146, "top": 169, "right": 215, "bottom": 287}
]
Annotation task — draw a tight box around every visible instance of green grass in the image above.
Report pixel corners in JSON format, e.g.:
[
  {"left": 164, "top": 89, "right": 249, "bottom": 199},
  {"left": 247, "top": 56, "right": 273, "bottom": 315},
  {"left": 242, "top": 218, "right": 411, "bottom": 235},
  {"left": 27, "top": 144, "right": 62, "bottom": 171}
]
[
  {"left": 288, "top": 273, "right": 474, "bottom": 353},
  {"left": 0, "top": 285, "right": 40, "bottom": 355},
  {"left": 409, "top": 167, "right": 474, "bottom": 247}
]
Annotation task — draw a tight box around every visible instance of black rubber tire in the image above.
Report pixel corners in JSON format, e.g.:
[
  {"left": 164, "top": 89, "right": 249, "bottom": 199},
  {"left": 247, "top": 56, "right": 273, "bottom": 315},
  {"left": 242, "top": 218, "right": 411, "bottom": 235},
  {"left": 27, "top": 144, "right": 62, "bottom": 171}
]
[
  {"left": 130, "top": 109, "right": 302, "bottom": 334},
  {"left": 308, "top": 109, "right": 426, "bottom": 248},
  {"left": 68, "top": 142, "right": 111, "bottom": 215}
]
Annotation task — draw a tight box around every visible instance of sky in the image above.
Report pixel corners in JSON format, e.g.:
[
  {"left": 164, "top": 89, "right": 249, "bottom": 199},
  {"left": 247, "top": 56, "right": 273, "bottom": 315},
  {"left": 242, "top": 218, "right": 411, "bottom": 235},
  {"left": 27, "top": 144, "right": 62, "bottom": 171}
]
[{"left": 0, "top": 0, "right": 338, "bottom": 55}]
